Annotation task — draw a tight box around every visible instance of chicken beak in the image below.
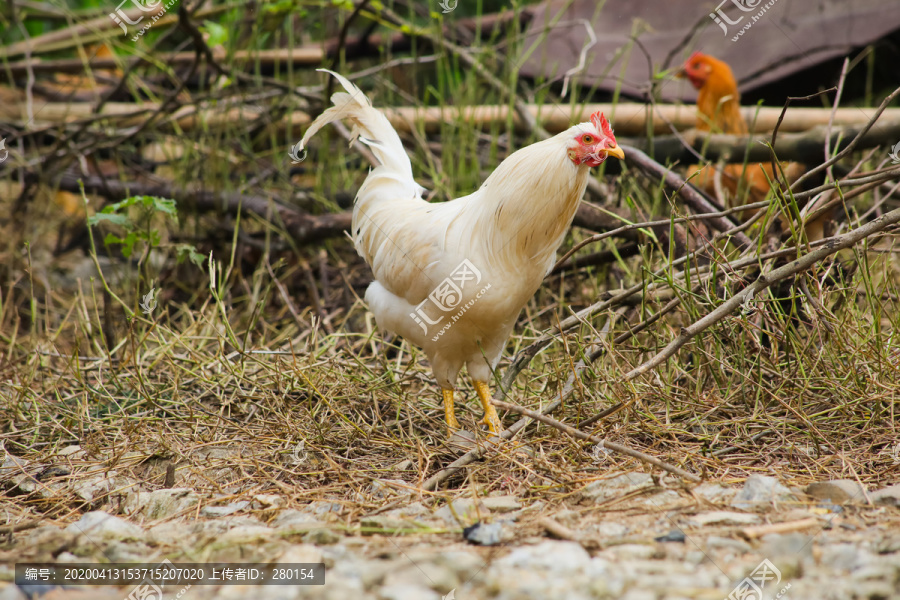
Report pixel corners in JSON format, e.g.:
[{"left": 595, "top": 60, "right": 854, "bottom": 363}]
[{"left": 606, "top": 145, "right": 625, "bottom": 161}]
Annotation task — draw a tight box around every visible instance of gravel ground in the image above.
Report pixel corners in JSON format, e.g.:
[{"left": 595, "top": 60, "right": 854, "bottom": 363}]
[{"left": 2, "top": 472, "right": 899, "bottom": 600}]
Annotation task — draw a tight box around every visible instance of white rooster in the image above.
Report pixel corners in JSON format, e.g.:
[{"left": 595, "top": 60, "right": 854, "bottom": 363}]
[{"left": 299, "top": 70, "right": 624, "bottom": 434}]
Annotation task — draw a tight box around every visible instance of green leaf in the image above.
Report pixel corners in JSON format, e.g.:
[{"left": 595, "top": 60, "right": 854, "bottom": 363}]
[
  {"left": 175, "top": 244, "right": 205, "bottom": 266},
  {"left": 200, "top": 21, "right": 229, "bottom": 48},
  {"left": 121, "top": 232, "right": 138, "bottom": 258},
  {"left": 263, "top": 0, "right": 296, "bottom": 14},
  {"left": 89, "top": 212, "right": 131, "bottom": 227}
]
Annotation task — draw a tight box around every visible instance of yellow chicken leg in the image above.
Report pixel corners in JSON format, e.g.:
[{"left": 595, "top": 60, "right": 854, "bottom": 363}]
[
  {"left": 473, "top": 381, "right": 502, "bottom": 434},
  {"left": 442, "top": 388, "right": 461, "bottom": 432}
]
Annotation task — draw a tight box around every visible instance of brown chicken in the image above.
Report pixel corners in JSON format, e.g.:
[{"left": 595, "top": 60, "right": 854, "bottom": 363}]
[{"left": 679, "top": 52, "right": 822, "bottom": 238}]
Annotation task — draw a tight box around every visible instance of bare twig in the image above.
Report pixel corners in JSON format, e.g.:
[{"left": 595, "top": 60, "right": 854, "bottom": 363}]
[
  {"left": 619, "top": 206, "right": 900, "bottom": 383},
  {"left": 492, "top": 400, "right": 701, "bottom": 482}
]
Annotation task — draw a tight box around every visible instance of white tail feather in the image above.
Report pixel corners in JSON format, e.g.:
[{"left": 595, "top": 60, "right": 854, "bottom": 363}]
[{"left": 298, "top": 69, "right": 414, "bottom": 182}]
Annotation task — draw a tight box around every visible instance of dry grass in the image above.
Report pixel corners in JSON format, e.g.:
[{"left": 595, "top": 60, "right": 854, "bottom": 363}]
[
  {"left": 0, "top": 0, "right": 898, "bottom": 535},
  {"left": 1, "top": 178, "right": 898, "bottom": 533}
]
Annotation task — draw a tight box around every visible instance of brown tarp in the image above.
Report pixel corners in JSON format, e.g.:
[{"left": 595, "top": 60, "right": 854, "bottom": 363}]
[{"left": 519, "top": 0, "right": 900, "bottom": 101}]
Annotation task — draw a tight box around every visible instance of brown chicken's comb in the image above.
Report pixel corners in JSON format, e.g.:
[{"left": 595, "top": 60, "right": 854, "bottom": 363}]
[{"left": 590, "top": 111, "right": 614, "bottom": 139}]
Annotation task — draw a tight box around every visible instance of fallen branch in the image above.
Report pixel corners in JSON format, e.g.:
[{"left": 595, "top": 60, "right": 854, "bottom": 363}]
[
  {"left": 620, "top": 206, "right": 900, "bottom": 383},
  {"left": 621, "top": 146, "right": 753, "bottom": 249},
  {"left": 492, "top": 400, "right": 701, "bottom": 482},
  {"left": 622, "top": 120, "right": 900, "bottom": 165},
  {"left": 59, "top": 175, "right": 351, "bottom": 245}
]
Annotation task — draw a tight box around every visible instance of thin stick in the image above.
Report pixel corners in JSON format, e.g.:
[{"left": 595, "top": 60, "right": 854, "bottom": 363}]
[
  {"left": 790, "top": 84, "right": 900, "bottom": 191},
  {"left": 492, "top": 400, "right": 701, "bottom": 482},
  {"left": 623, "top": 146, "right": 753, "bottom": 249},
  {"left": 619, "top": 206, "right": 900, "bottom": 382}
]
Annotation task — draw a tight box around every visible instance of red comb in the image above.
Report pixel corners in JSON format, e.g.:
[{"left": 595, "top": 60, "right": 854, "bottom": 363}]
[
  {"left": 590, "top": 111, "right": 614, "bottom": 139},
  {"left": 686, "top": 51, "right": 707, "bottom": 65}
]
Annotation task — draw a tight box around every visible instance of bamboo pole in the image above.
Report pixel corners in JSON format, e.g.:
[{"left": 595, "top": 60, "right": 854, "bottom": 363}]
[
  {"left": 289, "top": 104, "right": 900, "bottom": 136},
  {"left": 1, "top": 48, "right": 325, "bottom": 77},
  {"left": 6, "top": 98, "right": 900, "bottom": 138}
]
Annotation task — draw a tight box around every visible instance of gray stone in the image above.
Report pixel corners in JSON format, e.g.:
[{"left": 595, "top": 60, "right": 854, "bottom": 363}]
[
  {"left": 377, "top": 584, "right": 440, "bottom": 600},
  {"left": 217, "top": 525, "right": 276, "bottom": 544},
  {"left": 201, "top": 501, "right": 250, "bottom": 517},
  {"left": 435, "top": 499, "right": 488, "bottom": 527},
  {"left": 72, "top": 473, "right": 130, "bottom": 504},
  {"left": 369, "top": 479, "right": 413, "bottom": 499},
  {"left": 692, "top": 483, "right": 738, "bottom": 503},
  {"left": 433, "top": 551, "right": 485, "bottom": 581},
  {"left": 463, "top": 521, "right": 511, "bottom": 546},
  {"left": 361, "top": 515, "right": 426, "bottom": 532},
  {"left": 871, "top": 484, "right": 900, "bottom": 507},
  {"left": 278, "top": 544, "right": 325, "bottom": 563},
  {"left": 0, "top": 454, "right": 31, "bottom": 477},
  {"left": 0, "top": 583, "right": 26, "bottom": 600},
  {"left": 582, "top": 473, "right": 653, "bottom": 503},
  {"left": 806, "top": 480, "right": 867, "bottom": 504},
  {"left": 303, "top": 528, "right": 342, "bottom": 545},
  {"left": 689, "top": 511, "right": 760, "bottom": 526},
  {"left": 306, "top": 501, "right": 344, "bottom": 519},
  {"left": 481, "top": 495, "right": 522, "bottom": 513},
  {"left": 597, "top": 543, "right": 663, "bottom": 560},
  {"left": 123, "top": 488, "right": 200, "bottom": 520},
  {"left": 759, "top": 533, "right": 814, "bottom": 578},
  {"left": 65, "top": 511, "right": 144, "bottom": 542},
  {"left": 638, "top": 489, "right": 683, "bottom": 509},
  {"left": 730, "top": 475, "right": 797, "bottom": 510},
  {"left": 594, "top": 521, "right": 628, "bottom": 537},
  {"left": 820, "top": 544, "right": 874, "bottom": 572},
  {"left": 876, "top": 535, "right": 900, "bottom": 554},
  {"left": 706, "top": 536, "right": 752, "bottom": 555},
  {"left": 147, "top": 520, "right": 196, "bottom": 546},
  {"left": 384, "top": 502, "right": 430, "bottom": 520},
  {"left": 272, "top": 510, "right": 322, "bottom": 529},
  {"left": 382, "top": 561, "right": 458, "bottom": 593},
  {"left": 252, "top": 494, "right": 284, "bottom": 508},
  {"left": 496, "top": 540, "right": 591, "bottom": 572}
]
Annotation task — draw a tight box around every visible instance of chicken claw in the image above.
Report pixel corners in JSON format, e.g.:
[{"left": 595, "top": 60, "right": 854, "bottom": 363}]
[
  {"left": 442, "top": 388, "right": 461, "bottom": 432},
  {"left": 473, "top": 381, "right": 503, "bottom": 434}
]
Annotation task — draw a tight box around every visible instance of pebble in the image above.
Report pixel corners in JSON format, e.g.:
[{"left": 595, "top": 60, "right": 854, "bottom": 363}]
[
  {"left": 11, "top": 472, "right": 900, "bottom": 600},
  {"left": 434, "top": 499, "right": 487, "bottom": 526},
  {"left": 581, "top": 473, "right": 653, "bottom": 503},
  {"left": 462, "top": 521, "right": 509, "bottom": 546},
  {"left": 481, "top": 495, "right": 522, "bottom": 513},
  {"left": 271, "top": 510, "right": 326, "bottom": 530},
  {"left": 368, "top": 479, "right": 413, "bottom": 500},
  {"left": 870, "top": 484, "right": 900, "bottom": 507},
  {"left": 730, "top": 475, "right": 797, "bottom": 510},
  {"left": 202, "top": 501, "right": 250, "bottom": 518},
  {"left": 692, "top": 482, "right": 738, "bottom": 503},
  {"left": 654, "top": 529, "right": 685, "bottom": 543},
  {"left": 377, "top": 584, "right": 440, "bottom": 600},
  {"left": 689, "top": 511, "right": 760, "bottom": 526},
  {"left": 705, "top": 535, "right": 752, "bottom": 556},
  {"left": 123, "top": 488, "right": 200, "bottom": 520},
  {"left": 361, "top": 515, "right": 426, "bottom": 532},
  {"left": 496, "top": 541, "right": 591, "bottom": 572},
  {"left": 0, "top": 583, "right": 25, "bottom": 600},
  {"left": 65, "top": 511, "right": 144, "bottom": 542},
  {"left": 303, "top": 528, "right": 342, "bottom": 545},
  {"left": 806, "top": 480, "right": 867, "bottom": 504}
]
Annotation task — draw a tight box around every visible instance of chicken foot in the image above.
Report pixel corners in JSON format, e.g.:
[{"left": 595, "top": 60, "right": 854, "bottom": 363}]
[
  {"left": 441, "top": 383, "right": 503, "bottom": 434},
  {"left": 442, "top": 388, "right": 461, "bottom": 431},
  {"left": 474, "top": 381, "right": 503, "bottom": 434}
]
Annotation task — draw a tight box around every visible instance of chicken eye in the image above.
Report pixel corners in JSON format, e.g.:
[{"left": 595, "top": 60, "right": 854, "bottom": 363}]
[{"left": 581, "top": 134, "right": 594, "bottom": 144}]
